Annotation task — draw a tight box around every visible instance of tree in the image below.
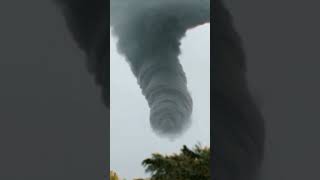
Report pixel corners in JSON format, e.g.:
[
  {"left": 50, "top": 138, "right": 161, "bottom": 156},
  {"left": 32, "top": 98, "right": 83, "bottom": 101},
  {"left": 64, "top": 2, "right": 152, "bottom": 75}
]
[
  {"left": 110, "top": 170, "right": 120, "bottom": 180},
  {"left": 142, "top": 145, "right": 210, "bottom": 180}
]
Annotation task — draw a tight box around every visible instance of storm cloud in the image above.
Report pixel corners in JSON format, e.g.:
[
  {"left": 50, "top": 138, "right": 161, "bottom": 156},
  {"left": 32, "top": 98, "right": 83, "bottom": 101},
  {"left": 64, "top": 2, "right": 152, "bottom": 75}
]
[{"left": 110, "top": 0, "right": 210, "bottom": 137}]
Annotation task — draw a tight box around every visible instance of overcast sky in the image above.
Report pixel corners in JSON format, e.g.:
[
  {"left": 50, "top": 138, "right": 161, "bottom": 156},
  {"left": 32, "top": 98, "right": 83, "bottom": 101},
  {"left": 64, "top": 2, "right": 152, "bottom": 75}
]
[{"left": 110, "top": 24, "right": 210, "bottom": 179}]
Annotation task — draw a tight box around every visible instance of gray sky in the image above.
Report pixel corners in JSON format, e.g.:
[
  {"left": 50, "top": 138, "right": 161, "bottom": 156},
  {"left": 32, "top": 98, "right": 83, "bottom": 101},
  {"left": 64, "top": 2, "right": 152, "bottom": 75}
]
[{"left": 110, "top": 24, "right": 210, "bottom": 179}]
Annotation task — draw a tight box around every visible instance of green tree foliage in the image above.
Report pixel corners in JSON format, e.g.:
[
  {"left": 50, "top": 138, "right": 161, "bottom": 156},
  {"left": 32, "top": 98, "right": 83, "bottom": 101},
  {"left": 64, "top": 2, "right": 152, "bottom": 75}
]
[
  {"left": 110, "top": 170, "right": 120, "bottom": 180},
  {"left": 142, "top": 145, "right": 210, "bottom": 180}
]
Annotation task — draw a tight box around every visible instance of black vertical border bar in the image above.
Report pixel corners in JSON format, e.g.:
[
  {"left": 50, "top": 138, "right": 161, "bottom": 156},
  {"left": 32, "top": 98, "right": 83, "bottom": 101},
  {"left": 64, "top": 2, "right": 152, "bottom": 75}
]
[
  {"left": 107, "top": 1, "right": 111, "bottom": 179},
  {"left": 212, "top": 0, "right": 265, "bottom": 179},
  {"left": 104, "top": 0, "right": 111, "bottom": 180},
  {"left": 210, "top": 1, "right": 214, "bottom": 179}
]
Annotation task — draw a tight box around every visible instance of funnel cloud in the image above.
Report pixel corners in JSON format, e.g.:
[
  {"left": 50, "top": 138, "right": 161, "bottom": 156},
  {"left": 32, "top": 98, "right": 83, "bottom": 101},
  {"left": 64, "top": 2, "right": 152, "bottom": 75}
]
[{"left": 111, "top": 0, "right": 210, "bottom": 137}]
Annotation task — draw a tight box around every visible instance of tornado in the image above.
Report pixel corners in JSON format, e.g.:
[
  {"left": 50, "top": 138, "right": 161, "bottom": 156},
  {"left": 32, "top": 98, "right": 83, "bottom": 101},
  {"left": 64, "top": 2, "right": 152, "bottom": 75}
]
[{"left": 111, "top": 0, "right": 210, "bottom": 137}]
